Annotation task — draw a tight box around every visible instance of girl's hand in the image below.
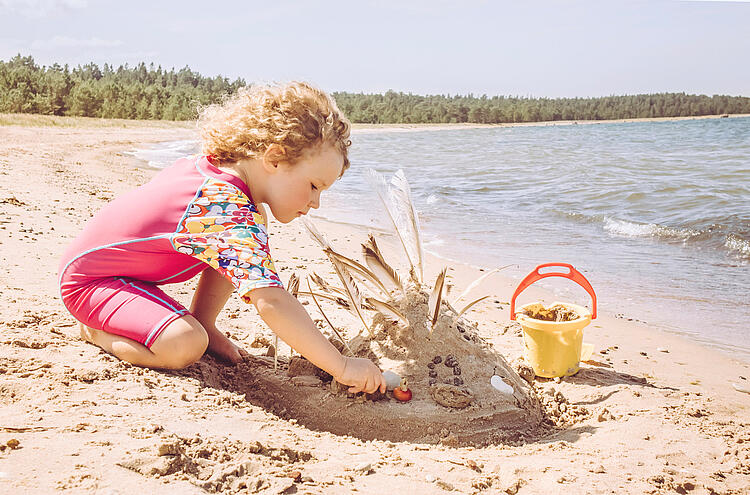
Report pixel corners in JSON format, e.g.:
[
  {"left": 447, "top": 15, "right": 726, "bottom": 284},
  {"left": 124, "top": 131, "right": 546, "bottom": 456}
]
[{"left": 335, "top": 356, "right": 386, "bottom": 394}]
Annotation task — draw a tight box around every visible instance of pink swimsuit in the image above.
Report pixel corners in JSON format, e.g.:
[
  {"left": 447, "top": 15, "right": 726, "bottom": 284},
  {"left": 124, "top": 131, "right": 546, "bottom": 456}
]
[{"left": 58, "top": 156, "right": 283, "bottom": 347}]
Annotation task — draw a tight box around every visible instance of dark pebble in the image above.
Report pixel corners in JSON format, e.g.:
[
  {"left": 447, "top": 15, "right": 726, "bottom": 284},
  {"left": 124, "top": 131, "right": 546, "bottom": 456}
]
[
  {"left": 453, "top": 377, "right": 463, "bottom": 386},
  {"left": 432, "top": 356, "right": 442, "bottom": 364},
  {"left": 463, "top": 334, "right": 471, "bottom": 341},
  {"left": 427, "top": 362, "right": 435, "bottom": 369},
  {"left": 365, "top": 389, "right": 387, "bottom": 402},
  {"left": 429, "top": 378, "right": 437, "bottom": 386},
  {"left": 428, "top": 370, "right": 437, "bottom": 378},
  {"left": 453, "top": 367, "right": 461, "bottom": 376}
]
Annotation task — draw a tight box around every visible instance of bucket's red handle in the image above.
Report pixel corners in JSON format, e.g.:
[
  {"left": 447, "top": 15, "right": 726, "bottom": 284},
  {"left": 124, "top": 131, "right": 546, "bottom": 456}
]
[{"left": 510, "top": 263, "right": 597, "bottom": 320}]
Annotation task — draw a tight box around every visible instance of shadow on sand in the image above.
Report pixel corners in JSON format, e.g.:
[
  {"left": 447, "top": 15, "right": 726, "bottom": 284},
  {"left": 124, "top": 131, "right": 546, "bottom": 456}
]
[{"left": 166, "top": 356, "right": 659, "bottom": 448}]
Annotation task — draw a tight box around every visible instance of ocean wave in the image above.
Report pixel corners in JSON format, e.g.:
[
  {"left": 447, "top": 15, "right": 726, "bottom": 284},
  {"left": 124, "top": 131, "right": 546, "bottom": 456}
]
[
  {"left": 603, "top": 218, "right": 702, "bottom": 240},
  {"left": 601, "top": 217, "right": 750, "bottom": 261},
  {"left": 125, "top": 139, "right": 199, "bottom": 169},
  {"left": 725, "top": 234, "right": 750, "bottom": 258}
]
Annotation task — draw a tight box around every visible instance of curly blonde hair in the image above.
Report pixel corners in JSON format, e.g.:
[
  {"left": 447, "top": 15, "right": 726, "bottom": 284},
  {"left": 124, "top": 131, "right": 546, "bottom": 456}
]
[{"left": 197, "top": 81, "right": 352, "bottom": 172}]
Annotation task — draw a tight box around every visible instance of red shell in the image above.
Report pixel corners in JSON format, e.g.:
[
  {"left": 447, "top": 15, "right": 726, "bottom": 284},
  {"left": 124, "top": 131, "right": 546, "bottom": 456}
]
[{"left": 393, "top": 387, "right": 412, "bottom": 402}]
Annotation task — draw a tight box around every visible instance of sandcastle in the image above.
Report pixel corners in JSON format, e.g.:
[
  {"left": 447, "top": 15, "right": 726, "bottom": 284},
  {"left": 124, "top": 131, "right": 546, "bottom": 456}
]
[{"left": 227, "top": 170, "right": 544, "bottom": 446}]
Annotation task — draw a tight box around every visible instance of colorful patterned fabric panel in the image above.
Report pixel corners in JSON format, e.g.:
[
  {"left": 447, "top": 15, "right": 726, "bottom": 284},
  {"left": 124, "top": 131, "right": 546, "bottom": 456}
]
[{"left": 172, "top": 177, "right": 283, "bottom": 300}]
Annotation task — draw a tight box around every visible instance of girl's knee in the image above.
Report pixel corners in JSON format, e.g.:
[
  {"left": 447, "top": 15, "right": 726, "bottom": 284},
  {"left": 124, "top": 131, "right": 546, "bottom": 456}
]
[{"left": 150, "top": 315, "right": 209, "bottom": 369}]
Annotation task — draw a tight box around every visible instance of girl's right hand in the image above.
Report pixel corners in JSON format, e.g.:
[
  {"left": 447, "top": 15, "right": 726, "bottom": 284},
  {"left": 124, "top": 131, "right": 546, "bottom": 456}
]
[{"left": 335, "top": 356, "right": 386, "bottom": 394}]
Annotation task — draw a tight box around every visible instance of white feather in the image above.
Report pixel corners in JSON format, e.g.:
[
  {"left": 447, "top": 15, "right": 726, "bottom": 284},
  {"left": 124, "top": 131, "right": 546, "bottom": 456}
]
[
  {"left": 389, "top": 170, "right": 424, "bottom": 283},
  {"left": 366, "top": 297, "right": 409, "bottom": 327},
  {"left": 301, "top": 217, "right": 332, "bottom": 251},
  {"left": 327, "top": 249, "right": 390, "bottom": 297},
  {"left": 452, "top": 295, "right": 491, "bottom": 324},
  {"left": 328, "top": 254, "right": 372, "bottom": 336},
  {"left": 453, "top": 265, "right": 512, "bottom": 304},
  {"left": 365, "top": 169, "right": 418, "bottom": 279},
  {"left": 362, "top": 234, "right": 404, "bottom": 296},
  {"left": 306, "top": 279, "right": 354, "bottom": 355},
  {"left": 428, "top": 268, "right": 447, "bottom": 333}
]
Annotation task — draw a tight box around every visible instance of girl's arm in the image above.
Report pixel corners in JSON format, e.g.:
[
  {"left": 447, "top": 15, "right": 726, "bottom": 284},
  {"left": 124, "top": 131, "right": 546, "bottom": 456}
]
[{"left": 247, "top": 286, "right": 385, "bottom": 394}]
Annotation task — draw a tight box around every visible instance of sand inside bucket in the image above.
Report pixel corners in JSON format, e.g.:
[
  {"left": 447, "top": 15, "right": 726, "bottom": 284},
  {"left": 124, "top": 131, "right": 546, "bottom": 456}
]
[{"left": 521, "top": 303, "right": 581, "bottom": 322}]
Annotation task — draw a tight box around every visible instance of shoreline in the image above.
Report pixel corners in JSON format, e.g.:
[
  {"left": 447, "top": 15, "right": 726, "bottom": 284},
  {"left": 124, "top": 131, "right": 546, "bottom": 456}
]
[
  {"left": 3, "top": 111, "right": 749, "bottom": 133},
  {"left": 1, "top": 119, "right": 749, "bottom": 493}
]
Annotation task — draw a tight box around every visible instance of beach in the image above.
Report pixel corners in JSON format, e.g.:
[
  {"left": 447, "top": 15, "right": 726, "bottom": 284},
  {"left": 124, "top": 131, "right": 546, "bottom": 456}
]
[{"left": 1, "top": 117, "right": 749, "bottom": 494}]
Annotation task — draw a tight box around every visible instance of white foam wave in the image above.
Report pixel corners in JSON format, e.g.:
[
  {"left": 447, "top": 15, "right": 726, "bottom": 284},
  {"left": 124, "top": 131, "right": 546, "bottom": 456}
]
[
  {"left": 125, "top": 140, "right": 199, "bottom": 169},
  {"left": 603, "top": 218, "right": 700, "bottom": 240},
  {"left": 725, "top": 234, "right": 750, "bottom": 257}
]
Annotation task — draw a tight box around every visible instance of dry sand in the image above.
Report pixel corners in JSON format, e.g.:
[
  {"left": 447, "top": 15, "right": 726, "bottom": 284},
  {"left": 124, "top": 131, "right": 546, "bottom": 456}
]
[{"left": 1, "top": 117, "right": 749, "bottom": 494}]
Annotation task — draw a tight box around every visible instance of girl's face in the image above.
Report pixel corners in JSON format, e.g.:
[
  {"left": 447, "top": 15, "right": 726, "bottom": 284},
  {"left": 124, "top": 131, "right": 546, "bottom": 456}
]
[{"left": 265, "top": 145, "right": 344, "bottom": 224}]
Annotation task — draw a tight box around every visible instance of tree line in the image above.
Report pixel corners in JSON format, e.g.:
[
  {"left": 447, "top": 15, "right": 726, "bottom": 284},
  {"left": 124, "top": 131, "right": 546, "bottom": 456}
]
[
  {"left": 333, "top": 91, "right": 750, "bottom": 124},
  {"left": 2, "top": 55, "right": 749, "bottom": 123},
  {"left": 0, "top": 55, "right": 245, "bottom": 120}
]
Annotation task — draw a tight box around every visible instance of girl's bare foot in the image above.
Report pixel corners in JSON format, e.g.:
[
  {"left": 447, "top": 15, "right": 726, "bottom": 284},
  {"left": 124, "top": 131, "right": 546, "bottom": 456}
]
[{"left": 205, "top": 327, "right": 248, "bottom": 364}]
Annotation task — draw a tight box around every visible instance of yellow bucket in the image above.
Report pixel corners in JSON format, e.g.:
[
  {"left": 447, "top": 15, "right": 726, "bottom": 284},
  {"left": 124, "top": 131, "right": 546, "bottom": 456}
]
[
  {"left": 516, "top": 301, "right": 591, "bottom": 377},
  {"left": 510, "top": 263, "right": 597, "bottom": 378}
]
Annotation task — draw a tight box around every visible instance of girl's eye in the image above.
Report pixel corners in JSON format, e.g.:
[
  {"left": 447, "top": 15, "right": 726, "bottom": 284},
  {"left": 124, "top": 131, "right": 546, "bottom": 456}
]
[{"left": 311, "top": 183, "right": 318, "bottom": 191}]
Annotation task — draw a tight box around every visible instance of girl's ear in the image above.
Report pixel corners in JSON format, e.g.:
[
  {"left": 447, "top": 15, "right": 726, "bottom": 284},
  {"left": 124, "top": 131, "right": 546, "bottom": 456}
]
[{"left": 263, "top": 144, "right": 287, "bottom": 172}]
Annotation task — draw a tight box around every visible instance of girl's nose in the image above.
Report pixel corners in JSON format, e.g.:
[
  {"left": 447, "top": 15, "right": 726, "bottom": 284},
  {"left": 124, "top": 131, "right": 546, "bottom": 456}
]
[{"left": 309, "top": 192, "right": 320, "bottom": 209}]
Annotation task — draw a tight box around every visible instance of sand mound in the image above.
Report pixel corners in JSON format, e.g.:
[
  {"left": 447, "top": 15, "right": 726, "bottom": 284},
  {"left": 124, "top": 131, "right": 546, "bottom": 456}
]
[{"left": 189, "top": 284, "right": 544, "bottom": 446}]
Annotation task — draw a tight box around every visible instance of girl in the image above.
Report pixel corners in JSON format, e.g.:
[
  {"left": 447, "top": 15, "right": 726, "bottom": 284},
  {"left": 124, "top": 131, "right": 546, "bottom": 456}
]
[{"left": 58, "top": 82, "right": 386, "bottom": 395}]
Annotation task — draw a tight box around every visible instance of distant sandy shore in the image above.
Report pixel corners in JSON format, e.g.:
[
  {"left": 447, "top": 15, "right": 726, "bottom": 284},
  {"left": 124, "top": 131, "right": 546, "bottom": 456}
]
[{"left": 0, "top": 117, "right": 749, "bottom": 494}]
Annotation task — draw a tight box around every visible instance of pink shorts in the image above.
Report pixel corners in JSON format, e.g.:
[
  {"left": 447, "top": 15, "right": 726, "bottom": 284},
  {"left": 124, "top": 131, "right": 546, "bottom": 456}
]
[{"left": 60, "top": 276, "right": 190, "bottom": 348}]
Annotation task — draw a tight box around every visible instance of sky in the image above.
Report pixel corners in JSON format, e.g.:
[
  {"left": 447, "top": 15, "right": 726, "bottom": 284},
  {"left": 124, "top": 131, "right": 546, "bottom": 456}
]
[{"left": 0, "top": 0, "right": 748, "bottom": 98}]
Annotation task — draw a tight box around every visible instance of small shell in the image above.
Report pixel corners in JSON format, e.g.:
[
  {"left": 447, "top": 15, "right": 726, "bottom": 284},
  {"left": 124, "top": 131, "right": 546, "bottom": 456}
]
[
  {"left": 382, "top": 370, "right": 402, "bottom": 391},
  {"left": 490, "top": 375, "right": 514, "bottom": 395},
  {"left": 429, "top": 383, "right": 474, "bottom": 409}
]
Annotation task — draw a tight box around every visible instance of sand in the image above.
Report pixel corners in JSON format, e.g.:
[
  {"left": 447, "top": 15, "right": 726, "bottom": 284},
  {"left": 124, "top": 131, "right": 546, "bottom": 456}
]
[{"left": 1, "top": 117, "right": 749, "bottom": 494}]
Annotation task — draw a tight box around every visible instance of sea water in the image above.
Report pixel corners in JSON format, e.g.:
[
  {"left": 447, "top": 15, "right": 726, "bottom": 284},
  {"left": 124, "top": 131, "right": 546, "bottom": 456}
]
[{"left": 131, "top": 117, "right": 750, "bottom": 361}]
